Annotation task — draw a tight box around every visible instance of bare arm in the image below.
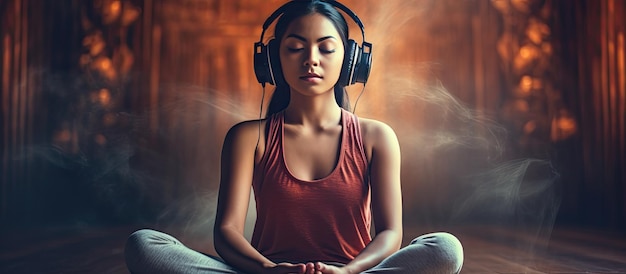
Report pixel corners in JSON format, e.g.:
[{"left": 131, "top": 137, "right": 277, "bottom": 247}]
[{"left": 214, "top": 121, "right": 305, "bottom": 274}]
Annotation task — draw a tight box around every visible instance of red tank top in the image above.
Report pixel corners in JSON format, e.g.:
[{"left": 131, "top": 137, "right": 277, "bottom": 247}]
[{"left": 251, "top": 108, "right": 371, "bottom": 264}]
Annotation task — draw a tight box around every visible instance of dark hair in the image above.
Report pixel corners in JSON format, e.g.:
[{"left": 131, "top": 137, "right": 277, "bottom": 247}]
[{"left": 265, "top": 0, "right": 351, "bottom": 117}]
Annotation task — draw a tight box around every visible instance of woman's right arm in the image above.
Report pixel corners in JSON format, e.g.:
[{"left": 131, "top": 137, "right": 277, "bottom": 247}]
[{"left": 213, "top": 121, "right": 305, "bottom": 274}]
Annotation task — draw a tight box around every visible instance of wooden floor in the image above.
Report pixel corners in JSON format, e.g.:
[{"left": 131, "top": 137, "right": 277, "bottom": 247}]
[{"left": 1, "top": 224, "right": 625, "bottom": 273}]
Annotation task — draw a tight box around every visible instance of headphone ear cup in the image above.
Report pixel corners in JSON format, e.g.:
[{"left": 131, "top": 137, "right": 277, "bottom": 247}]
[
  {"left": 339, "top": 39, "right": 358, "bottom": 87},
  {"left": 267, "top": 39, "right": 286, "bottom": 87},
  {"left": 353, "top": 41, "right": 372, "bottom": 84},
  {"left": 254, "top": 42, "right": 270, "bottom": 85}
]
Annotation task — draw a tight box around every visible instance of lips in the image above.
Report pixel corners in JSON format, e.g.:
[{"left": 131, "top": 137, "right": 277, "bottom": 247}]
[
  {"left": 300, "top": 73, "right": 321, "bottom": 78},
  {"left": 299, "top": 73, "right": 322, "bottom": 82}
]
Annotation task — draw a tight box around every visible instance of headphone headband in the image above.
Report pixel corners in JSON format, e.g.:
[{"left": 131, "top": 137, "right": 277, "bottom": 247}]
[{"left": 259, "top": 0, "right": 366, "bottom": 44}]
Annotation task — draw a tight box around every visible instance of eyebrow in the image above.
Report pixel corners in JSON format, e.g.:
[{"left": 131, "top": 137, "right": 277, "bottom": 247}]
[{"left": 285, "top": 34, "right": 337, "bottom": 42}]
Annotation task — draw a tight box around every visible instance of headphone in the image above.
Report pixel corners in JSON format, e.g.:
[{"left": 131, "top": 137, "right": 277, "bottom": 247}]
[{"left": 253, "top": 0, "right": 372, "bottom": 87}]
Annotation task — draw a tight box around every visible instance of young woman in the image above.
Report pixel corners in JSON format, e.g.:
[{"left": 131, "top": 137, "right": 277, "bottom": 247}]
[{"left": 125, "top": 1, "right": 463, "bottom": 273}]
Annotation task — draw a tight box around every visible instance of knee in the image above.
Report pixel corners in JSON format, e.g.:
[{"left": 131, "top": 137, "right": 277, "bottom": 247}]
[
  {"left": 412, "top": 232, "right": 464, "bottom": 273},
  {"left": 436, "top": 232, "right": 464, "bottom": 273},
  {"left": 125, "top": 229, "right": 155, "bottom": 253},
  {"left": 124, "top": 229, "right": 160, "bottom": 270}
]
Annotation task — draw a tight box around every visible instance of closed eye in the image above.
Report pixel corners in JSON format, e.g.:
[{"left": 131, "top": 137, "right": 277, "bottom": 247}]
[{"left": 287, "top": 47, "right": 304, "bottom": 52}]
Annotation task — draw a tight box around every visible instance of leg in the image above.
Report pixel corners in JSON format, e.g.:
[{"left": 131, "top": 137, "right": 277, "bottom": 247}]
[
  {"left": 365, "top": 232, "right": 464, "bottom": 274},
  {"left": 124, "top": 229, "right": 242, "bottom": 274}
]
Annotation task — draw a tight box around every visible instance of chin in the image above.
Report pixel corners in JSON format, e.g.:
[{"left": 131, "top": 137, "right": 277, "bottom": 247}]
[
  {"left": 297, "top": 86, "right": 335, "bottom": 97},
  {"left": 288, "top": 82, "right": 335, "bottom": 95}
]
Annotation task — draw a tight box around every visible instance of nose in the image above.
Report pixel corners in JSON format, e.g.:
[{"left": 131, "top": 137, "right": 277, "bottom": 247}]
[{"left": 303, "top": 47, "right": 319, "bottom": 67}]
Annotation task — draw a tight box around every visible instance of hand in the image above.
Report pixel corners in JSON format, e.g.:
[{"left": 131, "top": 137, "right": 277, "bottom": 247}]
[
  {"left": 304, "top": 262, "right": 349, "bottom": 274},
  {"left": 266, "top": 262, "right": 307, "bottom": 274}
]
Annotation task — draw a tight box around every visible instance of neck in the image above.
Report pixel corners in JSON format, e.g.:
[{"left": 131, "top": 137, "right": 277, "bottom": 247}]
[{"left": 284, "top": 89, "right": 342, "bottom": 128}]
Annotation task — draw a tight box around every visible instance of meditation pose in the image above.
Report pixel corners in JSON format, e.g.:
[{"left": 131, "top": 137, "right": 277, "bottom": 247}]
[{"left": 125, "top": 1, "right": 464, "bottom": 273}]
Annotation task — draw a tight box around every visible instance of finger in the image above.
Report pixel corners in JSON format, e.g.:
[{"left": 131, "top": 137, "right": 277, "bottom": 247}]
[
  {"left": 275, "top": 263, "right": 305, "bottom": 273},
  {"left": 293, "top": 263, "right": 306, "bottom": 274},
  {"left": 299, "top": 264, "right": 307, "bottom": 274}
]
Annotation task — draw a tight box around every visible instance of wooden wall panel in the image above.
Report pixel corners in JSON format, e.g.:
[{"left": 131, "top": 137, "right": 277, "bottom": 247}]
[
  {"left": 553, "top": 0, "right": 626, "bottom": 227},
  {"left": 0, "top": 0, "right": 624, "bottom": 229}
]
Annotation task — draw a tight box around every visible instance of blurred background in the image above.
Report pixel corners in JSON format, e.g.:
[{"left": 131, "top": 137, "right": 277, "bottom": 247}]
[{"left": 1, "top": 0, "right": 624, "bottom": 238}]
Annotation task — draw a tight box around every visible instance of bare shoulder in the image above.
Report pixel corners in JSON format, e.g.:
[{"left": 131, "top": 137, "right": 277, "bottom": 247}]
[
  {"left": 357, "top": 117, "right": 400, "bottom": 163},
  {"left": 226, "top": 119, "right": 265, "bottom": 138},
  {"left": 223, "top": 119, "right": 267, "bottom": 149},
  {"left": 358, "top": 117, "right": 398, "bottom": 144}
]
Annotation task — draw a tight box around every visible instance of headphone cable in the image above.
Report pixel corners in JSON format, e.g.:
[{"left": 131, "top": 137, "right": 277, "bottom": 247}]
[
  {"left": 352, "top": 84, "right": 366, "bottom": 114},
  {"left": 256, "top": 84, "right": 266, "bottom": 152}
]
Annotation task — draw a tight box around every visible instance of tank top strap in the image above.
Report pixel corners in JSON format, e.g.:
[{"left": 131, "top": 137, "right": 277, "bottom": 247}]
[
  {"left": 259, "top": 111, "right": 283, "bottom": 170},
  {"left": 342, "top": 109, "right": 368, "bottom": 165},
  {"left": 266, "top": 111, "right": 283, "bottom": 150}
]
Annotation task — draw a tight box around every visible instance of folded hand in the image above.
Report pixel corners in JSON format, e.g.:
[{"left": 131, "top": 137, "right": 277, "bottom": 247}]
[
  {"left": 304, "top": 262, "right": 349, "bottom": 274},
  {"left": 267, "top": 262, "right": 307, "bottom": 274}
]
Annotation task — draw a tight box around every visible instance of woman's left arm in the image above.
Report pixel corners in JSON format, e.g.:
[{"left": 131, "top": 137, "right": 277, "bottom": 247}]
[{"left": 339, "top": 119, "right": 404, "bottom": 274}]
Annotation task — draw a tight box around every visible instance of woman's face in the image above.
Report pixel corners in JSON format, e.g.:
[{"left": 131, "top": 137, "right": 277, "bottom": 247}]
[{"left": 279, "top": 13, "right": 345, "bottom": 97}]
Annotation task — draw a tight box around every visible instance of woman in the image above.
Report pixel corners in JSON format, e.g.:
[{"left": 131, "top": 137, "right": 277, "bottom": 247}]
[{"left": 125, "top": 1, "right": 463, "bottom": 273}]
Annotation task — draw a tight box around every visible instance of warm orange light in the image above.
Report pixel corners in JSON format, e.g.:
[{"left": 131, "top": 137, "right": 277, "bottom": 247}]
[
  {"left": 110, "top": 1, "right": 121, "bottom": 14},
  {"left": 122, "top": 4, "right": 141, "bottom": 26},
  {"left": 527, "top": 30, "right": 542, "bottom": 45},
  {"left": 92, "top": 56, "right": 117, "bottom": 81},
  {"left": 526, "top": 19, "right": 550, "bottom": 45},
  {"left": 618, "top": 32, "right": 624, "bottom": 96},
  {"left": 523, "top": 120, "right": 537, "bottom": 134},
  {"left": 520, "top": 75, "right": 533, "bottom": 93},
  {"left": 557, "top": 117, "right": 577, "bottom": 133},
  {"left": 514, "top": 45, "right": 541, "bottom": 72},
  {"left": 99, "top": 58, "right": 112, "bottom": 70},
  {"left": 541, "top": 42, "right": 553, "bottom": 55},
  {"left": 90, "top": 40, "right": 105, "bottom": 56},
  {"left": 520, "top": 47, "right": 530, "bottom": 58},
  {"left": 550, "top": 110, "right": 578, "bottom": 141},
  {"left": 101, "top": 0, "right": 122, "bottom": 24},
  {"left": 491, "top": 0, "right": 510, "bottom": 14},
  {"left": 99, "top": 88, "right": 111, "bottom": 106},
  {"left": 511, "top": 0, "right": 531, "bottom": 13}
]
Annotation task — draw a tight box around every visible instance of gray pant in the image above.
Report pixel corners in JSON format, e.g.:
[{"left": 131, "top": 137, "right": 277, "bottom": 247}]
[{"left": 125, "top": 229, "right": 463, "bottom": 274}]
